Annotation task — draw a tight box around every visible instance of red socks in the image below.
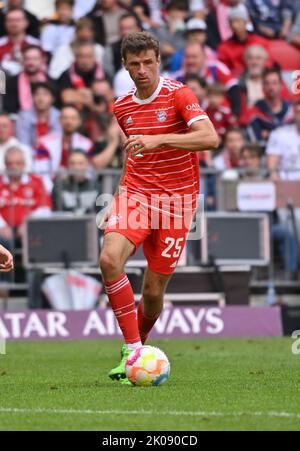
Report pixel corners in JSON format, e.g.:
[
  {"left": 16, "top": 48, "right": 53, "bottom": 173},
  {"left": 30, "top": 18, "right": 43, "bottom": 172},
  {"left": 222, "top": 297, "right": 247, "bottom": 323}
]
[
  {"left": 105, "top": 274, "right": 141, "bottom": 344},
  {"left": 138, "top": 300, "right": 160, "bottom": 345}
]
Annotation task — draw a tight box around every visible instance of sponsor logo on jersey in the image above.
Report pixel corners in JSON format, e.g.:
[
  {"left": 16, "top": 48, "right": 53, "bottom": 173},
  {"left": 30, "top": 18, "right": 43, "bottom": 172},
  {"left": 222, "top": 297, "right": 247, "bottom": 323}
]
[
  {"left": 186, "top": 103, "right": 201, "bottom": 112},
  {"left": 156, "top": 110, "right": 167, "bottom": 122}
]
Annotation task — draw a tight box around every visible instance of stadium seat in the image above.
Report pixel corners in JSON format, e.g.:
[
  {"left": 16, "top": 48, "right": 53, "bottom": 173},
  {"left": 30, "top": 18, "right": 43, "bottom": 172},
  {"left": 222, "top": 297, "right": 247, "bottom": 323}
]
[{"left": 268, "top": 40, "right": 300, "bottom": 71}]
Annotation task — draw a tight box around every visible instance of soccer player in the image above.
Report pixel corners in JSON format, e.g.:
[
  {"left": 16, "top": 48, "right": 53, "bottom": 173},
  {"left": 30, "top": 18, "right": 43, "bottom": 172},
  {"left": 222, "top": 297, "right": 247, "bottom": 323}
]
[{"left": 99, "top": 32, "right": 219, "bottom": 384}]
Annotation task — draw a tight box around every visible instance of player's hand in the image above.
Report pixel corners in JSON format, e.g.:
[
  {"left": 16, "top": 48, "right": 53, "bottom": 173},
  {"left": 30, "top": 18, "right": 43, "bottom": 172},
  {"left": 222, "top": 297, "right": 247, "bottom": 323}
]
[
  {"left": 96, "top": 203, "right": 113, "bottom": 230},
  {"left": 124, "top": 135, "right": 163, "bottom": 155},
  {"left": 0, "top": 245, "right": 14, "bottom": 273}
]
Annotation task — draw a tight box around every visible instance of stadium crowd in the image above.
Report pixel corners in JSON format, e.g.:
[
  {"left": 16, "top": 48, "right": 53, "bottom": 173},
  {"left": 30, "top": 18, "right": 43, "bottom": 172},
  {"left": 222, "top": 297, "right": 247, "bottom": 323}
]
[{"left": 0, "top": 0, "right": 299, "bottom": 281}]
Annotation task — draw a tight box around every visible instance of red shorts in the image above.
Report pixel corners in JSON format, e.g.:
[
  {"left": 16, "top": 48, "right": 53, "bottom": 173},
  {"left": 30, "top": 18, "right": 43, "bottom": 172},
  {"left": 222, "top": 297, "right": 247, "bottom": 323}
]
[{"left": 104, "top": 192, "right": 195, "bottom": 275}]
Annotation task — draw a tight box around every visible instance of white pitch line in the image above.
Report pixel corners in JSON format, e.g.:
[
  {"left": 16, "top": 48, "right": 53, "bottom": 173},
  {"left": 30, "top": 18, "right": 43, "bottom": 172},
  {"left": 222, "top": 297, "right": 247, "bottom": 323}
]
[{"left": 0, "top": 408, "right": 300, "bottom": 420}]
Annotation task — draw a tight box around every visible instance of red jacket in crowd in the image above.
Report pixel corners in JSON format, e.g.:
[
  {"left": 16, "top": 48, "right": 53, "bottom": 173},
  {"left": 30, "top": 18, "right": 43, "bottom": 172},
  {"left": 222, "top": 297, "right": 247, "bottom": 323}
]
[
  {"left": 218, "top": 34, "right": 271, "bottom": 77},
  {"left": 0, "top": 174, "right": 52, "bottom": 228}
]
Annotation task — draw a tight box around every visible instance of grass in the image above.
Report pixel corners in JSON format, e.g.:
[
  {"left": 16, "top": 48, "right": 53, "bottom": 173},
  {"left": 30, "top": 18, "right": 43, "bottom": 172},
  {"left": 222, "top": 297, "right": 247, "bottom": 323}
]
[{"left": 0, "top": 338, "right": 300, "bottom": 431}]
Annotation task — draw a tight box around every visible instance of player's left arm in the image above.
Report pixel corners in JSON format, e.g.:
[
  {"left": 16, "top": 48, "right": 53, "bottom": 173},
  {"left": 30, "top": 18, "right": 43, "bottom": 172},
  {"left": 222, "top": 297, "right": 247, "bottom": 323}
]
[
  {"left": 159, "top": 118, "right": 220, "bottom": 152},
  {"left": 124, "top": 117, "right": 219, "bottom": 154},
  {"left": 124, "top": 86, "right": 219, "bottom": 154}
]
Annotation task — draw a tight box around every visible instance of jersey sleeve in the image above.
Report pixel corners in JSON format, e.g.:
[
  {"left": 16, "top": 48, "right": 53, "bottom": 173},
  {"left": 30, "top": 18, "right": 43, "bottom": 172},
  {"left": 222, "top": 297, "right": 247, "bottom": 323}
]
[
  {"left": 113, "top": 101, "right": 127, "bottom": 135},
  {"left": 174, "top": 86, "right": 208, "bottom": 128}
]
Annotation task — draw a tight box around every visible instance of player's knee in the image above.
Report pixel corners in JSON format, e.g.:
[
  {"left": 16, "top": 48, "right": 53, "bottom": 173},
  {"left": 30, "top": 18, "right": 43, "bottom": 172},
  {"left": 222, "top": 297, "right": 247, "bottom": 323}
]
[
  {"left": 142, "top": 283, "right": 164, "bottom": 303},
  {"left": 99, "top": 251, "right": 123, "bottom": 278}
]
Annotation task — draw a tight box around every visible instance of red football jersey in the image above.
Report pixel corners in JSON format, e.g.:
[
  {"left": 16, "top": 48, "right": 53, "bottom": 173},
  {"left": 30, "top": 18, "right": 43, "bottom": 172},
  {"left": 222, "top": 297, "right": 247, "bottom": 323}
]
[{"left": 114, "top": 77, "right": 208, "bottom": 212}]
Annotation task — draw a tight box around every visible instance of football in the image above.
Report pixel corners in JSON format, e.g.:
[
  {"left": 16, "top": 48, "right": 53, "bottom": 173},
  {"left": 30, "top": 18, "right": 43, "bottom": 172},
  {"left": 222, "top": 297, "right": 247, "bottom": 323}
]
[{"left": 125, "top": 346, "right": 170, "bottom": 386}]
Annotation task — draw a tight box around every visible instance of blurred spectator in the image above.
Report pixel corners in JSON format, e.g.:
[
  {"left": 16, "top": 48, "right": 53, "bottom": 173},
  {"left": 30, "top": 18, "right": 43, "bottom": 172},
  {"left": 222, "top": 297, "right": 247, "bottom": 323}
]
[
  {"left": 206, "top": 83, "right": 237, "bottom": 142},
  {"left": 151, "top": 0, "right": 188, "bottom": 69},
  {"left": 0, "top": 113, "right": 32, "bottom": 172},
  {"left": 0, "top": 146, "right": 51, "bottom": 247},
  {"left": 213, "top": 126, "right": 245, "bottom": 171},
  {"left": 185, "top": 74, "right": 208, "bottom": 108},
  {"left": 173, "top": 42, "right": 240, "bottom": 115},
  {"left": 4, "top": 45, "right": 50, "bottom": 114},
  {"left": 288, "top": 0, "right": 300, "bottom": 47},
  {"left": 0, "top": 8, "right": 40, "bottom": 76},
  {"left": 266, "top": 100, "right": 300, "bottom": 180},
  {"left": 16, "top": 82, "right": 61, "bottom": 150},
  {"left": 132, "top": 0, "right": 163, "bottom": 31},
  {"left": 87, "top": 0, "right": 127, "bottom": 46},
  {"left": 57, "top": 41, "right": 105, "bottom": 105},
  {"left": 170, "top": 17, "right": 216, "bottom": 72},
  {"left": 218, "top": 5, "right": 270, "bottom": 77},
  {"left": 206, "top": 0, "right": 252, "bottom": 50},
  {"left": 41, "top": 0, "right": 76, "bottom": 57},
  {"left": 34, "top": 105, "right": 93, "bottom": 191},
  {"left": 240, "top": 142, "right": 265, "bottom": 178},
  {"left": 247, "top": 68, "right": 294, "bottom": 145},
  {"left": 240, "top": 143, "right": 298, "bottom": 278},
  {"left": 239, "top": 45, "right": 292, "bottom": 122},
  {"left": 106, "top": 13, "right": 142, "bottom": 76},
  {"left": 48, "top": 17, "right": 106, "bottom": 80},
  {"left": 52, "top": 149, "right": 101, "bottom": 213},
  {"left": 246, "top": 0, "right": 293, "bottom": 39},
  {"left": 0, "top": 0, "right": 40, "bottom": 39},
  {"left": 112, "top": 13, "right": 142, "bottom": 97},
  {"left": 73, "top": 0, "right": 97, "bottom": 20}
]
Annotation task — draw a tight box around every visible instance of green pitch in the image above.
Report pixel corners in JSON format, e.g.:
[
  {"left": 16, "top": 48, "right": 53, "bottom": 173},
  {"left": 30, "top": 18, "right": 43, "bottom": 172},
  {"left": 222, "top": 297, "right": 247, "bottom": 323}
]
[{"left": 0, "top": 338, "right": 300, "bottom": 431}]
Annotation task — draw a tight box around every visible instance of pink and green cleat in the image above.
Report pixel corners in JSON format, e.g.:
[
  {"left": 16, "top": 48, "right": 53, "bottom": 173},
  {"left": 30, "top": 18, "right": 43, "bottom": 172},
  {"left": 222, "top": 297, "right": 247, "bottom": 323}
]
[{"left": 108, "top": 344, "right": 133, "bottom": 385}]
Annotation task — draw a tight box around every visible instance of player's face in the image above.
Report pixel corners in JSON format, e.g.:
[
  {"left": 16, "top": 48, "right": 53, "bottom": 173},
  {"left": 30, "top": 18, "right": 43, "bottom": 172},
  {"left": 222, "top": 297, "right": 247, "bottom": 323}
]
[{"left": 124, "top": 50, "right": 160, "bottom": 91}]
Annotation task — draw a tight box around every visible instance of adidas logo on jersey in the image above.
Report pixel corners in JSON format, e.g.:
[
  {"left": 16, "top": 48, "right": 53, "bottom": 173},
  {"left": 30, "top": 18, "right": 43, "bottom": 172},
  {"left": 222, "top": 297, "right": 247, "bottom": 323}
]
[{"left": 126, "top": 116, "right": 134, "bottom": 125}]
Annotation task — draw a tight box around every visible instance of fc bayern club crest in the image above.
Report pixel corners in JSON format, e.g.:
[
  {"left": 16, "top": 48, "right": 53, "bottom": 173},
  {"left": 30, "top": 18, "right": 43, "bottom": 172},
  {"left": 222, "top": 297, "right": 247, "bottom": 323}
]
[{"left": 156, "top": 110, "right": 167, "bottom": 122}]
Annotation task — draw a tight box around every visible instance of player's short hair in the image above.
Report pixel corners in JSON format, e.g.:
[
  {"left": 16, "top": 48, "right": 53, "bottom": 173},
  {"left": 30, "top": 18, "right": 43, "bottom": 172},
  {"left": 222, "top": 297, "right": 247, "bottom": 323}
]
[
  {"left": 241, "top": 143, "right": 262, "bottom": 158},
  {"left": 121, "top": 32, "right": 160, "bottom": 62}
]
